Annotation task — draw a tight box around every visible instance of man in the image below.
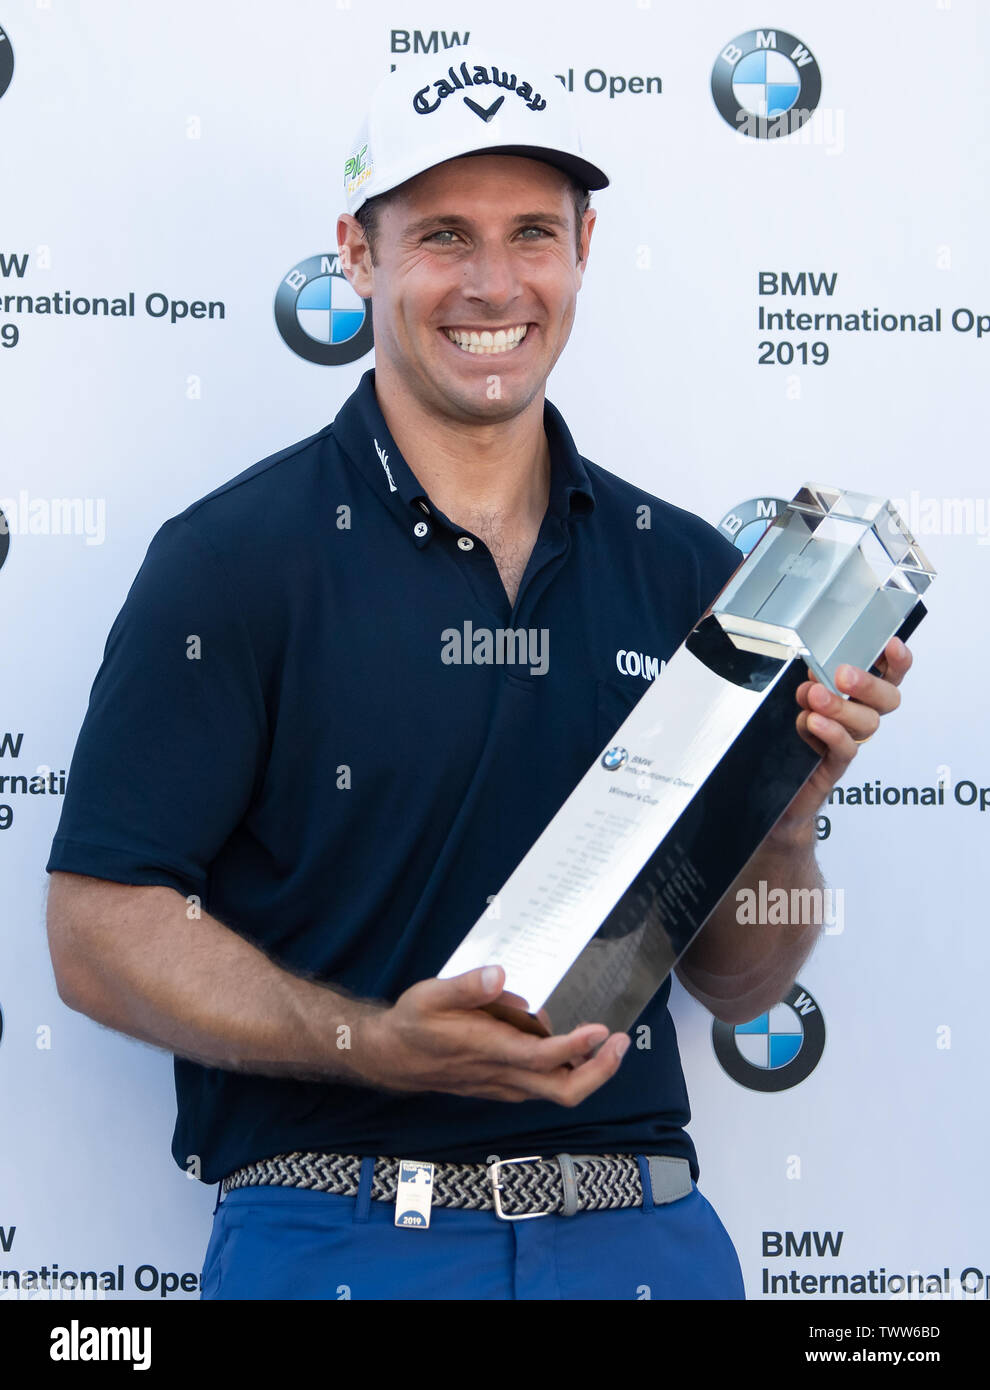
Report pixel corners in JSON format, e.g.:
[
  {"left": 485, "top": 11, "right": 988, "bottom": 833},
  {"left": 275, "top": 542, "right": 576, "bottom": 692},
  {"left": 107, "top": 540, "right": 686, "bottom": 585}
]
[{"left": 45, "top": 50, "right": 910, "bottom": 1300}]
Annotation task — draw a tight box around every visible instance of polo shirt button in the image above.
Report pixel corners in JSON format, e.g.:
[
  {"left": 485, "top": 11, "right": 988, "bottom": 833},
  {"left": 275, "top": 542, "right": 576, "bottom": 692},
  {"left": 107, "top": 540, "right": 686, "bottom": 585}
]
[
  {"left": 457, "top": 536, "right": 474, "bottom": 551},
  {"left": 413, "top": 521, "right": 430, "bottom": 539},
  {"left": 417, "top": 501, "right": 430, "bottom": 515}
]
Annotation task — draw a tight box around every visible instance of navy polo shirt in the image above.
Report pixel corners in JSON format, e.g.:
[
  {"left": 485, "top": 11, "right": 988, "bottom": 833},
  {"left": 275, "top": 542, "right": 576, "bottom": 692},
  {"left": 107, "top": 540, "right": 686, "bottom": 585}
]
[{"left": 47, "top": 369, "right": 741, "bottom": 1186}]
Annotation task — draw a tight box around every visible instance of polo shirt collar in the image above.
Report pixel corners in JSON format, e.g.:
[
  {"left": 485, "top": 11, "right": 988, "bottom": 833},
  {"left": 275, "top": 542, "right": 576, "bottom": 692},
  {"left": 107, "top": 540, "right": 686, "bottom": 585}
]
[{"left": 332, "top": 369, "right": 595, "bottom": 546}]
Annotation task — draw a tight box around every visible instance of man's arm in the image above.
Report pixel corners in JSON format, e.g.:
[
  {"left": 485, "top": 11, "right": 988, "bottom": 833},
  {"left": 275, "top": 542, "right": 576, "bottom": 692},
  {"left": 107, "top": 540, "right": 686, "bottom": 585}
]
[
  {"left": 675, "top": 823, "right": 823, "bottom": 1025},
  {"left": 46, "top": 871, "right": 629, "bottom": 1106},
  {"left": 47, "top": 872, "right": 378, "bottom": 1082},
  {"left": 675, "top": 637, "right": 912, "bottom": 1024}
]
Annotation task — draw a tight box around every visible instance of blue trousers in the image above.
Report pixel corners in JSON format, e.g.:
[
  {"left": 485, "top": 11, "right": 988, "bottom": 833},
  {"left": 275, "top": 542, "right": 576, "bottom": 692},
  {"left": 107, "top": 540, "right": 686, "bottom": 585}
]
[{"left": 200, "top": 1168, "right": 745, "bottom": 1300}]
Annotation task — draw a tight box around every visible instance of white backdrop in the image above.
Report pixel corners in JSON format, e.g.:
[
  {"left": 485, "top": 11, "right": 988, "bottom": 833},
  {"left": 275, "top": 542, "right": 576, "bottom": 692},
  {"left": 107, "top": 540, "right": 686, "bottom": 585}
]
[{"left": 1, "top": 0, "right": 986, "bottom": 1301}]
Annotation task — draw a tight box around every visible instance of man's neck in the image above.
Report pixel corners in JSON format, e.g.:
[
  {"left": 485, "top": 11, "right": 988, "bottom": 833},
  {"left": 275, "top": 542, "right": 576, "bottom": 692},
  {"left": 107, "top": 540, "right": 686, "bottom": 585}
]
[{"left": 372, "top": 364, "right": 551, "bottom": 535}]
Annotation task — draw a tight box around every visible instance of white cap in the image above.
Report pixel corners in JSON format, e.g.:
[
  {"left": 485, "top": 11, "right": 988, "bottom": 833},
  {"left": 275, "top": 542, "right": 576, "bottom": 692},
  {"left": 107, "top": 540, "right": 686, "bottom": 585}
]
[{"left": 342, "top": 48, "right": 610, "bottom": 215}]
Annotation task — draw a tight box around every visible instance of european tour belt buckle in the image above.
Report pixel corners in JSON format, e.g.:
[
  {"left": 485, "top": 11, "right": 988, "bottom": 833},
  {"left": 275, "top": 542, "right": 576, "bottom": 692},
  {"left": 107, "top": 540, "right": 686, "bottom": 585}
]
[{"left": 488, "top": 1154, "right": 555, "bottom": 1220}]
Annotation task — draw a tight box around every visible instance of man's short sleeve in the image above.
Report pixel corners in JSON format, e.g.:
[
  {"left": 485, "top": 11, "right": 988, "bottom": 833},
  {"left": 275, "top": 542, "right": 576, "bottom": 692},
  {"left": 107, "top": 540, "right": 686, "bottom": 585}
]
[
  {"left": 708, "top": 532, "right": 743, "bottom": 602},
  {"left": 693, "top": 519, "right": 743, "bottom": 618},
  {"left": 46, "top": 515, "right": 269, "bottom": 901}
]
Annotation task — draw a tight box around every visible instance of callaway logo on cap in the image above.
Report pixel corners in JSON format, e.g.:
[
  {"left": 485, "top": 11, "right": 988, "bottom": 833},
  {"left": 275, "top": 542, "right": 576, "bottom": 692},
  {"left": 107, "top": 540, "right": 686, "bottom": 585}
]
[{"left": 342, "top": 47, "right": 610, "bottom": 215}]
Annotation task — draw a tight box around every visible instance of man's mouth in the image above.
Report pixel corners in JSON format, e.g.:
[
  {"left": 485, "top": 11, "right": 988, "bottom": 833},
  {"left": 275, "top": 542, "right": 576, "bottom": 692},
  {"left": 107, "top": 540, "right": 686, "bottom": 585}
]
[{"left": 442, "top": 324, "right": 530, "bottom": 354}]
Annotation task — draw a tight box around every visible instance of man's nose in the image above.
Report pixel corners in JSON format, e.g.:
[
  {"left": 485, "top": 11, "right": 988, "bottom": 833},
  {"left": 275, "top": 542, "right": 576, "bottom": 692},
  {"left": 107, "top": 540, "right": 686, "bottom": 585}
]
[{"left": 461, "top": 240, "right": 521, "bottom": 308}]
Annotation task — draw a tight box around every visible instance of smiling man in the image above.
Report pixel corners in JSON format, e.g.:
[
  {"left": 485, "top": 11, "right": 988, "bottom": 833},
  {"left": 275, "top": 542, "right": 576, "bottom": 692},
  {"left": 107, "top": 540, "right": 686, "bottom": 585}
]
[
  {"left": 345, "top": 152, "right": 582, "bottom": 614},
  {"left": 45, "top": 49, "right": 910, "bottom": 1301}
]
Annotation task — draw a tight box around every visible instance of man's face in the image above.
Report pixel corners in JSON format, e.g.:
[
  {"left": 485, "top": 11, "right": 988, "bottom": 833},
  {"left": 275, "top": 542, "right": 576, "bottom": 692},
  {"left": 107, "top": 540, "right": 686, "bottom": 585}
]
[{"left": 338, "top": 154, "right": 595, "bottom": 424}]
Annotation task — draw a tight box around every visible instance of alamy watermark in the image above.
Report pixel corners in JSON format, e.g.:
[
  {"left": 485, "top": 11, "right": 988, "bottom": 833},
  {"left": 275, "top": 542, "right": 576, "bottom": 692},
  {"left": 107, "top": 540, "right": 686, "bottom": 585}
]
[
  {"left": 441, "top": 620, "right": 549, "bottom": 676},
  {"left": 888, "top": 490, "right": 990, "bottom": 545},
  {"left": 0, "top": 1269, "right": 108, "bottom": 1301},
  {"left": 0, "top": 490, "right": 106, "bottom": 545},
  {"left": 735, "top": 106, "right": 845, "bottom": 155},
  {"left": 736, "top": 880, "right": 844, "bottom": 934}
]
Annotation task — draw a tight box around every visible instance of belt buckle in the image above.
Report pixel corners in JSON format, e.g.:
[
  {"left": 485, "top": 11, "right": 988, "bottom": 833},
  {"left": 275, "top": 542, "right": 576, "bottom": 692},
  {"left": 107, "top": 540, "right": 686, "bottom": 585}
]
[{"left": 488, "top": 1155, "right": 554, "bottom": 1221}]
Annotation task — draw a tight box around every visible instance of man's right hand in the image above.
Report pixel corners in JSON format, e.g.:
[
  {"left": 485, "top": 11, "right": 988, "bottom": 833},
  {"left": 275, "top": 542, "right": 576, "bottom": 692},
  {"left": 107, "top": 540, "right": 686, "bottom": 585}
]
[
  {"left": 357, "top": 965, "right": 630, "bottom": 1106},
  {"left": 46, "top": 877, "right": 627, "bottom": 1098}
]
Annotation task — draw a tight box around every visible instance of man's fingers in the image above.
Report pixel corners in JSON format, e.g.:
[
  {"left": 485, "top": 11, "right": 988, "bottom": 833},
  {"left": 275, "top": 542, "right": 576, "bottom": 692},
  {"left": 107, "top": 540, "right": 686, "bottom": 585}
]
[
  {"left": 798, "top": 671, "right": 899, "bottom": 721},
  {"left": 466, "top": 1017, "right": 612, "bottom": 1073},
  {"left": 802, "top": 710, "right": 865, "bottom": 763},
  {"left": 398, "top": 970, "right": 623, "bottom": 1095},
  {"left": 834, "top": 665, "right": 901, "bottom": 714},
  {"left": 506, "top": 1023, "right": 612, "bottom": 1073},
  {"left": 877, "top": 635, "right": 912, "bottom": 687},
  {"left": 414, "top": 964, "right": 506, "bottom": 1013},
  {"left": 413, "top": 970, "right": 611, "bottom": 1067},
  {"left": 499, "top": 1033, "right": 631, "bottom": 1106},
  {"left": 795, "top": 661, "right": 899, "bottom": 764},
  {"left": 797, "top": 681, "right": 879, "bottom": 733}
]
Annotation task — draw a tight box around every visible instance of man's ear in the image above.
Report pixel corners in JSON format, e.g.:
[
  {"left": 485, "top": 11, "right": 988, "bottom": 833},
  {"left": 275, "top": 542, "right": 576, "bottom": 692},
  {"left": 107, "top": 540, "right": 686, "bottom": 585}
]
[
  {"left": 576, "top": 207, "right": 596, "bottom": 285},
  {"left": 337, "top": 214, "right": 374, "bottom": 297}
]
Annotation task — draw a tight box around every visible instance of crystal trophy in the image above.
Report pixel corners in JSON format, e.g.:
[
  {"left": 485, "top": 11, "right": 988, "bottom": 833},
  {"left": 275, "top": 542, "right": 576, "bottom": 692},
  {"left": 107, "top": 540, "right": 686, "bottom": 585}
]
[{"left": 439, "top": 484, "right": 935, "bottom": 1037}]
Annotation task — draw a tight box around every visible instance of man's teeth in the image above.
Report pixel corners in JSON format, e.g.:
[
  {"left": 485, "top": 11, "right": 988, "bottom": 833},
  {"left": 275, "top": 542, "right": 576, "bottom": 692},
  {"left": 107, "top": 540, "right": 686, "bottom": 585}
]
[{"left": 443, "top": 325, "right": 529, "bottom": 354}]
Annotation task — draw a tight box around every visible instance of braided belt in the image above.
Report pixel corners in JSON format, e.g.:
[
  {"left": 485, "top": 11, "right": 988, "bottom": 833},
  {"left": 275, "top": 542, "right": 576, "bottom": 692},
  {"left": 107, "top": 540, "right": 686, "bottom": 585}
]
[{"left": 221, "top": 1149, "right": 653, "bottom": 1220}]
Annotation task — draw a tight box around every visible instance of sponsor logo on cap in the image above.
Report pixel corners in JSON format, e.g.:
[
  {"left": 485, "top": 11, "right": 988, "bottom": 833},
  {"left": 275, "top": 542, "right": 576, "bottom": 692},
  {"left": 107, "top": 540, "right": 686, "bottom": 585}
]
[
  {"left": 413, "top": 61, "right": 547, "bottom": 117},
  {"left": 344, "top": 143, "right": 374, "bottom": 199}
]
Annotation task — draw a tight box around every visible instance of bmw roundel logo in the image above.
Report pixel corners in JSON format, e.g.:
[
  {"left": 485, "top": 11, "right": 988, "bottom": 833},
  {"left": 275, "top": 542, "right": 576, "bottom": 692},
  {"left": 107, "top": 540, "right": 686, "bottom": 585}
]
[
  {"left": 274, "top": 253, "right": 373, "bottom": 366},
  {"left": 718, "top": 497, "right": 789, "bottom": 557},
  {"left": 0, "top": 26, "right": 13, "bottom": 102},
  {"left": 601, "top": 746, "right": 628, "bottom": 771},
  {"left": 712, "top": 981, "right": 826, "bottom": 1091},
  {"left": 711, "top": 30, "right": 822, "bottom": 139},
  {"left": 0, "top": 507, "right": 10, "bottom": 573}
]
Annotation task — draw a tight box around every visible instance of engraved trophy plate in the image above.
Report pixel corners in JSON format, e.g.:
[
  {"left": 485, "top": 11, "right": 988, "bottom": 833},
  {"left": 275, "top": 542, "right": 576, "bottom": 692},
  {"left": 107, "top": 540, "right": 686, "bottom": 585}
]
[{"left": 439, "top": 485, "right": 935, "bottom": 1037}]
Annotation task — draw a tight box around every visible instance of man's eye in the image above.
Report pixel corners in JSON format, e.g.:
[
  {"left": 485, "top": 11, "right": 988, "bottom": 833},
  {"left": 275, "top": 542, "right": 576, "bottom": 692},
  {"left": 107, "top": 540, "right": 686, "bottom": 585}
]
[{"left": 423, "top": 227, "right": 552, "bottom": 244}]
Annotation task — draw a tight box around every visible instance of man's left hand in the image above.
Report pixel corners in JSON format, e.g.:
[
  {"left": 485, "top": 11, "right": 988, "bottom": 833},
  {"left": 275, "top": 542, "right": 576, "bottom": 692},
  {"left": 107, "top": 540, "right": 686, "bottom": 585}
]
[{"left": 770, "top": 635, "right": 914, "bottom": 844}]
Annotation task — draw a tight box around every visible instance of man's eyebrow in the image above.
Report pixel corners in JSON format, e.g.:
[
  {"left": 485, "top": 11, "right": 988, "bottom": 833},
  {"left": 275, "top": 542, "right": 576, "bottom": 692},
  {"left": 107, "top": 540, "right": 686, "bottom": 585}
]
[{"left": 402, "top": 211, "right": 570, "bottom": 236}]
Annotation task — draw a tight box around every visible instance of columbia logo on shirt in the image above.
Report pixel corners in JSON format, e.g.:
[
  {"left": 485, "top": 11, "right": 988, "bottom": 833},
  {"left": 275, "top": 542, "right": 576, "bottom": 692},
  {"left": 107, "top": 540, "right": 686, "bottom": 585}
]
[{"left": 615, "top": 649, "right": 666, "bottom": 680}]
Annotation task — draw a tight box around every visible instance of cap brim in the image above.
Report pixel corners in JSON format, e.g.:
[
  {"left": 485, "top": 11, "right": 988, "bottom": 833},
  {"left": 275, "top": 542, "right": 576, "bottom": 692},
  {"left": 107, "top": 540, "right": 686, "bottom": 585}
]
[{"left": 458, "top": 144, "right": 609, "bottom": 191}]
